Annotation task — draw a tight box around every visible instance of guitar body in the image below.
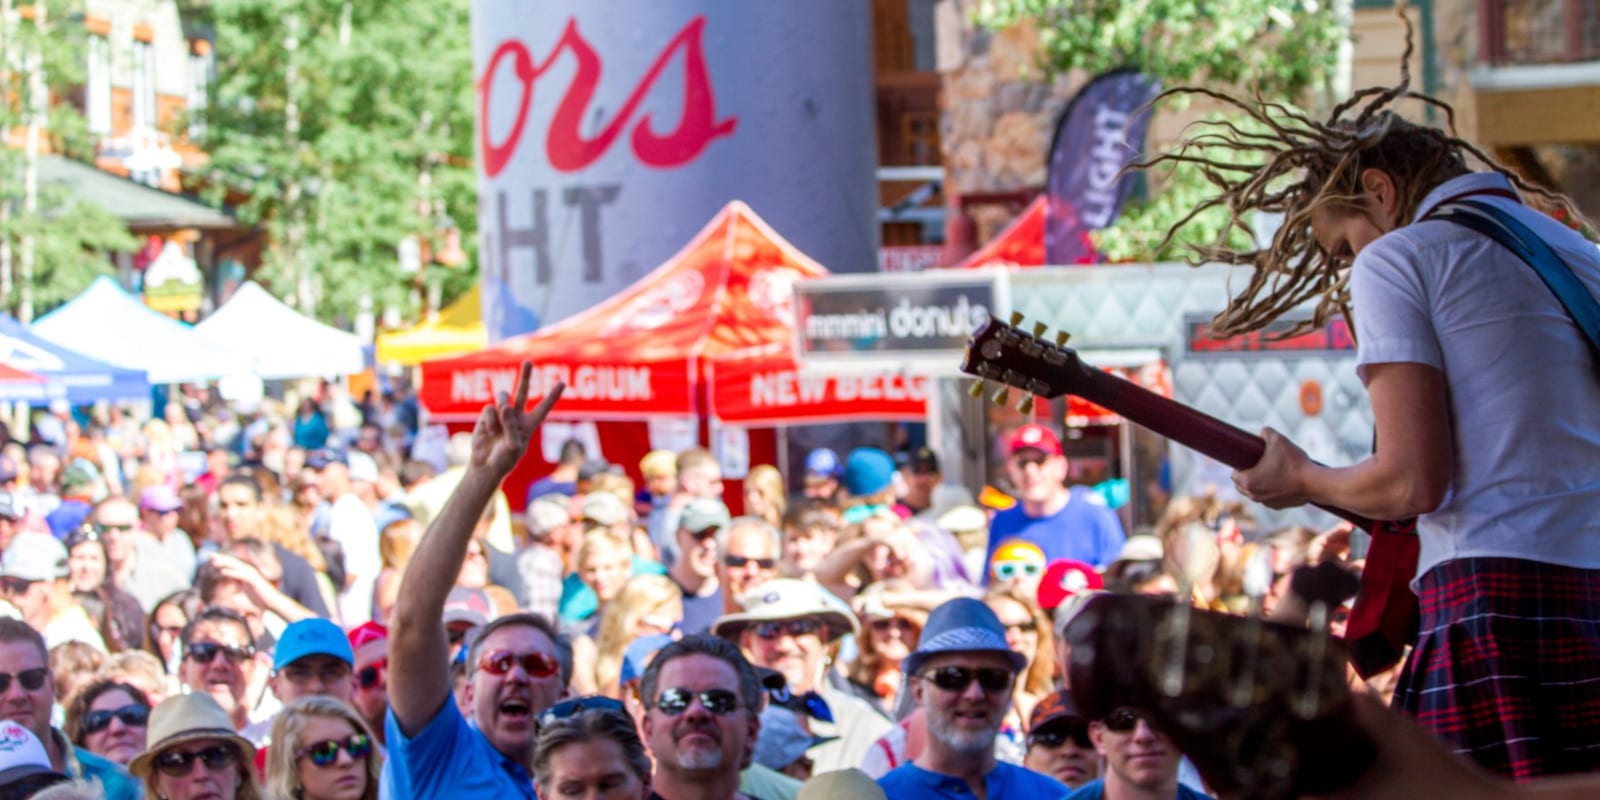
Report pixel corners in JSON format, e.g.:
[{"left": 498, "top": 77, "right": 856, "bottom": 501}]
[
  {"left": 1062, "top": 593, "right": 1377, "bottom": 799},
  {"left": 961, "top": 317, "right": 1417, "bottom": 677}
]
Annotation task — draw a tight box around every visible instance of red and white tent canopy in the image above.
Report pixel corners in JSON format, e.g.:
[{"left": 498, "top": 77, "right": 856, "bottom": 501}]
[{"left": 421, "top": 201, "right": 927, "bottom": 424}]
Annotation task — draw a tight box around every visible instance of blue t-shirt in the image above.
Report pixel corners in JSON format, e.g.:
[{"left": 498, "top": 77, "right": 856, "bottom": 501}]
[
  {"left": 557, "top": 556, "right": 667, "bottom": 623},
  {"left": 984, "top": 486, "right": 1126, "bottom": 576},
  {"left": 879, "top": 761, "right": 1069, "bottom": 800},
  {"left": 677, "top": 580, "right": 724, "bottom": 636},
  {"left": 385, "top": 700, "right": 536, "bottom": 800},
  {"left": 525, "top": 477, "right": 576, "bottom": 505},
  {"left": 69, "top": 744, "right": 140, "bottom": 800},
  {"left": 1065, "top": 778, "right": 1214, "bottom": 800}
]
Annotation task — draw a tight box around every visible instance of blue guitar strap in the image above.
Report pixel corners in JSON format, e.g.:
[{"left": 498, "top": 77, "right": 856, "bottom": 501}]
[{"left": 1427, "top": 199, "right": 1600, "bottom": 364}]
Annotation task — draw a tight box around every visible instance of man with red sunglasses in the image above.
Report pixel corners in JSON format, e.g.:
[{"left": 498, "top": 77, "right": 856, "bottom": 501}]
[{"left": 387, "top": 363, "right": 565, "bottom": 800}]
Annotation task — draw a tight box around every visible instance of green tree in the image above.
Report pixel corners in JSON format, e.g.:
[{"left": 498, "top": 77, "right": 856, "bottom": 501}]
[
  {"left": 974, "top": 0, "right": 1347, "bottom": 261},
  {"left": 199, "top": 0, "right": 477, "bottom": 323},
  {"left": 0, "top": 0, "right": 135, "bottom": 320}
]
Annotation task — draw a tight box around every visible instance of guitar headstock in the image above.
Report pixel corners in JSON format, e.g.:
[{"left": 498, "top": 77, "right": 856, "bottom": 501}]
[
  {"left": 960, "top": 312, "right": 1098, "bottom": 413},
  {"left": 1063, "top": 593, "right": 1373, "bottom": 799}
]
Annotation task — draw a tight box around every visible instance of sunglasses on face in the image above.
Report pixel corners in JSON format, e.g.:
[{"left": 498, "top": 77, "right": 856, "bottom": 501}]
[
  {"left": 82, "top": 704, "right": 149, "bottom": 734},
  {"left": 1103, "top": 707, "right": 1149, "bottom": 734},
  {"left": 655, "top": 688, "right": 741, "bottom": 716},
  {"left": 153, "top": 745, "right": 238, "bottom": 778},
  {"left": 921, "top": 665, "right": 1013, "bottom": 694},
  {"left": 723, "top": 555, "right": 777, "bottom": 570},
  {"left": 477, "top": 649, "right": 560, "bottom": 679},
  {"left": 753, "top": 618, "right": 822, "bottom": 641},
  {"left": 1012, "top": 453, "right": 1051, "bottom": 469},
  {"left": 299, "top": 734, "right": 372, "bottom": 767},
  {"left": 95, "top": 522, "right": 135, "bottom": 535},
  {"left": 356, "top": 658, "right": 386, "bottom": 690},
  {"left": 1004, "top": 619, "right": 1039, "bottom": 634},
  {"left": 1028, "top": 722, "right": 1092, "bottom": 750},
  {"left": 686, "top": 527, "right": 721, "bottom": 542},
  {"left": 0, "top": 668, "right": 47, "bottom": 694},
  {"left": 0, "top": 577, "right": 35, "bottom": 596},
  {"left": 993, "top": 561, "right": 1043, "bottom": 581},
  {"left": 186, "top": 642, "right": 254, "bottom": 665},
  {"left": 538, "top": 695, "right": 626, "bottom": 727},
  {"left": 870, "top": 617, "right": 914, "bottom": 634}
]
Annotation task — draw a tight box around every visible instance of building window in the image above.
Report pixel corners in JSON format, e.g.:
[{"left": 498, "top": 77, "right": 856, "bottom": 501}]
[
  {"left": 188, "top": 46, "right": 212, "bottom": 138},
  {"left": 86, "top": 35, "right": 111, "bottom": 134},
  {"left": 132, "top": 39, "right": 156, "bottom": 129}
]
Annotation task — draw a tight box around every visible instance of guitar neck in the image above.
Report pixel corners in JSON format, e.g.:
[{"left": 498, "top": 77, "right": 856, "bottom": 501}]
[{"left": 1074, "top": 367, "right": 1377, "bottom": 531}]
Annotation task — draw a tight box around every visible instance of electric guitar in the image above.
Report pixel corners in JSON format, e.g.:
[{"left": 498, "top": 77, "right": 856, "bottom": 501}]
[
  {"left": 959, "top": 314, "right": 1418, "bottom": 678},
  {"left": 1061, "top": 592, "right": 1377, "bottom": 799}
]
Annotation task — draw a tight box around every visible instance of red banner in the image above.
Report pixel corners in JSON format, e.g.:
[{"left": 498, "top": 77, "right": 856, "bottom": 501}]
[
  {"left": 708, "top": 352, "right": 927, "bottom": 426},
  {"left": 420, "top": 357, "right": 693, "bottom": 421}
]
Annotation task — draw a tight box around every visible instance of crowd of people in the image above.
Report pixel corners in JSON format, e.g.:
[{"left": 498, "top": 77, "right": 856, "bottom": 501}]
[
  {"left": 0, "top": 49, "right": 1596, "bottom": 796},
  {"left": 0, "top": 345, "right": 1570, "bottom": 800}
]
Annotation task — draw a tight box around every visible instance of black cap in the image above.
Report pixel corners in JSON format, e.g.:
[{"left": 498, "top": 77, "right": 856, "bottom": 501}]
[{"left": 896, "top": 446, "right": 940, "bottom": 473}]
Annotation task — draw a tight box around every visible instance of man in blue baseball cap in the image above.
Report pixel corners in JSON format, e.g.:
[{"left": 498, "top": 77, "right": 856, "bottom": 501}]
[
  {"left": 243, "top": 618, "right": 355, "bottom": 746},
  {"left": 879, "top": 597, "right": 1069, "bottom": 799},
  {"left": 802, "top": 448, "right": 843, "bottom": 502}
]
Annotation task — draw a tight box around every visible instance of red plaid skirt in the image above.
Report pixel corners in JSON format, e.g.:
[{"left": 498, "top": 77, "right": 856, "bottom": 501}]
[{"left": 1394, "top": 557, "right": 1600, "bottom": 781}]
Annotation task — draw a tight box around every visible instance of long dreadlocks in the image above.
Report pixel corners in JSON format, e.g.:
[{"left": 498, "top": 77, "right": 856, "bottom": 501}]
[{"left": 1144, "top": 5, "right": 1591, "bottom": 338}]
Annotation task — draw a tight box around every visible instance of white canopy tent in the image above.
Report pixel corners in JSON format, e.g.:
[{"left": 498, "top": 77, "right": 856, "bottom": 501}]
[
  {"left": 195, "top": 282, "right": 365, "bottom": 379},
  {"left": 34, "top": 277, "right": 246, "bottom": 384}
]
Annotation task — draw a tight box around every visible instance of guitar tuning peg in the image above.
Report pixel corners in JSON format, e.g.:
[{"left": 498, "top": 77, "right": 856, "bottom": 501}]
[
  {"left": 1054, "top": 331, "right": 1071, "bottom": 347},
  {"left": 1018, "top": 395, "right": 1035, "bottom": 415},
  {"left": 1031, "top": 322, "right": 1048, "bottom": 338},
  {"left": 967, "top": 380, "right": 985, "bottom": 398},
  {"left": 991, "top": 386, "right": 1011, "bottom": 406},
  {"left": 1009, "top": 311, "right": 1025, "bottom": 327}
]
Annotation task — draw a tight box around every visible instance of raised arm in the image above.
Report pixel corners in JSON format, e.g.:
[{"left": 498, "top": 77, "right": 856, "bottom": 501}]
[{"left": 388, "top": 363, "right": 562, "bottom": 736}]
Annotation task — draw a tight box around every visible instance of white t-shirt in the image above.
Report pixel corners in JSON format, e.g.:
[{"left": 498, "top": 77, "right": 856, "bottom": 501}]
[
  {"left": 1350, "top": 172, "right": 1600, "bottom": 581},
  {"left": 329, "top": 493, "right": 380, "bottom": 625}
]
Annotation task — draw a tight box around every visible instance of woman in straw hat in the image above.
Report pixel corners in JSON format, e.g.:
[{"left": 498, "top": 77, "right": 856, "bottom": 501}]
[{"left": 129, "top": 694, "right": 263, "bottom": 800}]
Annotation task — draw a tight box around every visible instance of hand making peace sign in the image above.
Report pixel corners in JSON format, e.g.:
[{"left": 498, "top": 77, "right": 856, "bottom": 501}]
[{"left": 471, "top": 361, "right": 565, "bottom": 476}]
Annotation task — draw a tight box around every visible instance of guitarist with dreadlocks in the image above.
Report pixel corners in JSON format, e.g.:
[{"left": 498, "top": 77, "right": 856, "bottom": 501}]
[{"left": 1145, "top": 20, "right": 1600, "bottom": 783}]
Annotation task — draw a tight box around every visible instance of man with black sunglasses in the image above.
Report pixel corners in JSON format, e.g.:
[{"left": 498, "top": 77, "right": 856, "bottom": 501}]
[
  {"left": 1024, "top": 690, "right": 1100, "bottom": 789},
  {"left": 1067, "top": 707, "right": 1212, "bottom": 800},
  {"left": 716, "top": 517, "right": 780, "bottom": 616},
  {"left": 879, "top": 597, "right": 1069, "bottom": 800},
  {"left": 0, "top": 619, "right": 139, "bottom": 800},
  {"left": 638, "top": 635, "right": 764, "bottom": 800},
  {"left": 387, "top": 362, "right": 565, "bottom": 800},
  {"left": 668, "top": 497, "right": 732, "bottom": 635},
  {"left": 177, "top": 607, "right": 263, "bottom": 733}
]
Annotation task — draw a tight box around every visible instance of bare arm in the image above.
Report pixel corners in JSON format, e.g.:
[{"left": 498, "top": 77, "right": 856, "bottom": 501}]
[
  {"left": 389, "top": 363, "right": 563, "bottom": 737},
  {"left": 1235, "top": 362, "right": 1453, "bottom": 520},
  {"left": 810, "top": 536, "right": 875, "bottom": 599},
  {"left": 210, "top": 554, "right": 314, "bottom": 624}
]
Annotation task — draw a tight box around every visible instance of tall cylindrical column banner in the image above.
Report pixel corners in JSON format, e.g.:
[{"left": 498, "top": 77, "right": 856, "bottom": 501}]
[{"left": 474, "top": 2, "right": 878, "bottom": 341}]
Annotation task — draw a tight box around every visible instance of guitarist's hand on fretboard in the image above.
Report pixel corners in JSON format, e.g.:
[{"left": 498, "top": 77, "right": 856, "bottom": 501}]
[{"left": 1232, "top": 427, "right": 1315, "bottom": 509}]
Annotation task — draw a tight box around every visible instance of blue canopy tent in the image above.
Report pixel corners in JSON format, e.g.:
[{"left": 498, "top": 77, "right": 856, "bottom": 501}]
[{"left": 0, "top": 313, "right": 150, "bottom": 403}]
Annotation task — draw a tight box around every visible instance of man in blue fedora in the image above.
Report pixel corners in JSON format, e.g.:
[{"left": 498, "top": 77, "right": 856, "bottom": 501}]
[{"left": 878, "top": 597, "right": 1070, "bottom": 800}]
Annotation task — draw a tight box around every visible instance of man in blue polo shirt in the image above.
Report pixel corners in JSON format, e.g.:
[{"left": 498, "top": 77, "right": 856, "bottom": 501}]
[
  {"left": 386, "top": 363, "right": 565, "bottom": 800},
  {"left": 878, "top": 597, "right": 1070, "bottom": 800}
]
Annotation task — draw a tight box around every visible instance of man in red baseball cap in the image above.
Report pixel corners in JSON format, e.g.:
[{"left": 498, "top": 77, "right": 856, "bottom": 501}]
[{"left": 983, "top": 424, "right": 1125, "bottom": 581}]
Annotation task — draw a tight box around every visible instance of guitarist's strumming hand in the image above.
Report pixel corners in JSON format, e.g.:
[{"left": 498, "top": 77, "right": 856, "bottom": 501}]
[
  {"left": 1233, "top": 427, "right": 1314, "bottom": 509},
  {"left": 472, "top": 361, "right": 565, "bottom": 478}
]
